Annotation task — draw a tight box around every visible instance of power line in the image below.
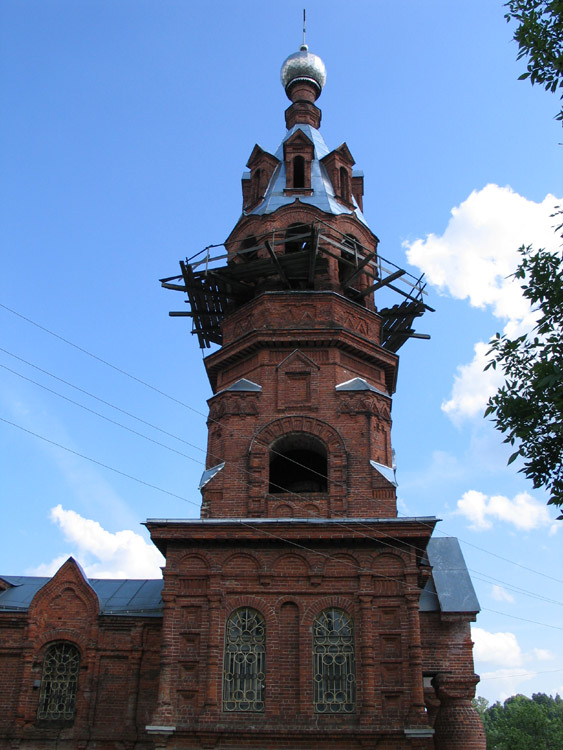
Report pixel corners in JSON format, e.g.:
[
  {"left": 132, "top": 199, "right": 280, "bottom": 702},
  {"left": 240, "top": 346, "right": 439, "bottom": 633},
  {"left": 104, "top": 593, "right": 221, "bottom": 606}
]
[
  {"left": 2, "top": 301, "right": 562, "bottom": 589},
  {"left": 3, "top": 414, "right": 563, "bottom": 633}
]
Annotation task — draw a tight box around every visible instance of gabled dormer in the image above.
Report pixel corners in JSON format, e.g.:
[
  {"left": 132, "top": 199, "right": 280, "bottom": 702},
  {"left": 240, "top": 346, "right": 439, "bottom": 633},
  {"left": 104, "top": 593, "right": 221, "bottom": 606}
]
[
  {"left": 283, "top": 129, "right": 314, "bottom": 195},
  {"left": 242, "top": 144, "right": 279, "bottom": 211},
  {"left": 321, "top": 143, "right": 356, "bottom": 209}
]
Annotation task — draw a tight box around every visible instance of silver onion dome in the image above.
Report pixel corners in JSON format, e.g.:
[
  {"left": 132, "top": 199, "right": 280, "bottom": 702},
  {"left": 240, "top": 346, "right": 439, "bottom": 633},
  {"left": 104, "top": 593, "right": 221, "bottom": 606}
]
[{"left": 280, "top": 44, "right": 327, "bottom": 97}]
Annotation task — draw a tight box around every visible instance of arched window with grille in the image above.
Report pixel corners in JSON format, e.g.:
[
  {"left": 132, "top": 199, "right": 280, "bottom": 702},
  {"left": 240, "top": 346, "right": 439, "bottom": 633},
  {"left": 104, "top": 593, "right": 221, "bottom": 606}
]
[
  {"left": 313, "top": 608, "right": 356, "bottom": 713},
  {"left": 37, "top": 642, "right": 80, "bottom": 722},
  {"left": 223, "top": 607, "right": 265, "bottom": 712}
]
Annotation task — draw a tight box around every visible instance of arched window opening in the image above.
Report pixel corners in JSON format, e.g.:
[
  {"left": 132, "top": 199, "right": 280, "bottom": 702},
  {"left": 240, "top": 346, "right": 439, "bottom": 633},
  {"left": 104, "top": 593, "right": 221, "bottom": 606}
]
[
  {"left": 251, "top": 169, "right": 262, "bottom": 203},
  {"left": 313, "top": 609, "right": 356, "bottom": 714},
  {"left": 269, "top": 433, "right": 327, "bottom": 494},
  {"left": 241, "top": 235, "right": 258, "bottom": 262},
  {"left": 293, "top": 155, "right": 305, "bottom": 188},
  {"left": 285, "top": 223, "right": 311, "bottom": 254},
  {"left": 339, "top": 234, "right": 360, "bottom": 284},
  {"left": 223, "top": 608, "right": 265, "bottom": 712},
  {"left": 340, "top": 167, "right": 350, "bottom": 202},
  {"left": 37, "top": 642, "right": 80, "bottom": 722}
]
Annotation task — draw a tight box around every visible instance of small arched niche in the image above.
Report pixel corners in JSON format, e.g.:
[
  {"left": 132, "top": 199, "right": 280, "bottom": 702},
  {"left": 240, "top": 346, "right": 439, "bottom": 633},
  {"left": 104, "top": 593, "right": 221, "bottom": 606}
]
[{"left": 269, "top": 433, "right": 328, "bottom": 494}]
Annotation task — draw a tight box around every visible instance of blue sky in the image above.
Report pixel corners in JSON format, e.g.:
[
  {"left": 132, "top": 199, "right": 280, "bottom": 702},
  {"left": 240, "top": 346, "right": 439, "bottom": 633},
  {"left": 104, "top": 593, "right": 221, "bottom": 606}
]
[{"left": 1, "top": 1, "right": 562, "bottom": 705}]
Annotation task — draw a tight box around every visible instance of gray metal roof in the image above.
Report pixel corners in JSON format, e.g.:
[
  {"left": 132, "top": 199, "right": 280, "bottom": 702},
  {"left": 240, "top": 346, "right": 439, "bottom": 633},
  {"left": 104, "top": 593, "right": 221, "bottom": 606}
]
[
  {"left": 247, "top": 124, "right": 369, "bottom": 227},
  {"left": 0, "top": 576, "right": 163, "bottom": 617},
  {"left": 336, "top": 376, "right": 389, "bottom": 397},
  {"left": 215, "top": 378, "right": 262, "bottom": 395},
  {"left": 419, "top": 537, "right": 480, "bottom": 614}
]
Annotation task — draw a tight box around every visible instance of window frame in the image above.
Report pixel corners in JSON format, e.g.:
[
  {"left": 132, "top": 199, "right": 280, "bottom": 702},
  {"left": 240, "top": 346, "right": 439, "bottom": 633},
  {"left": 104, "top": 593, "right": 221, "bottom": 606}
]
[
  {"left": 223, "top": 607, "right": 266, "bottom": 713},
  {"left": 37, "top": 641, "right": 80, "bottom": 723},
  {"left": 313, "top": 608, "right": 356, "bottom": 714}
]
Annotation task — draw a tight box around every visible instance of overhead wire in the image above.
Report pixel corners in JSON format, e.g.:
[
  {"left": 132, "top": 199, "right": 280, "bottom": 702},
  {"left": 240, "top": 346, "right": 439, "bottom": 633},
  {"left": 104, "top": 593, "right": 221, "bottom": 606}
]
[
  {"left": 2, "top": 412, "right": 563, "bottom": 633},
  {"left": 2, "top": 301, "right": 562, "bottom": 598},
  {"left": 3, "top": 351, "right": 562, "bottom": 610}
]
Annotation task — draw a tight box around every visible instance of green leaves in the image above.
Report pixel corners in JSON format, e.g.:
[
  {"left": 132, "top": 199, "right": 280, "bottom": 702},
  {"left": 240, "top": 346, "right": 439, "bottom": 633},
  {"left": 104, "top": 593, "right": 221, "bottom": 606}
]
[
  {"left": 505, "top": 1, "right": 563, "bottom": 121},
  {"left": 485, "top": 242, "right": 563, "bottom": 519},
  {"left": 479, "top": 693, "right": 563, "bottom": 749}
]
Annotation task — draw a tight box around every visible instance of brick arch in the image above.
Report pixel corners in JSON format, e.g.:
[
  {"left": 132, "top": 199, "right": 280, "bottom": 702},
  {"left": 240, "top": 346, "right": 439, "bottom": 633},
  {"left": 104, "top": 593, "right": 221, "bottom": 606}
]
[
  {"left": 222, "top": 595, "right": 278, "bottom": 630},
  {"left": 301, "top": 595, "right": 357, "bottom": 627},
  {"left": 176, "top": 551, "right": 212, "bottom": 573},
  {"left": 223, "top": 551, "right": 262, "bottom": 576},
  {"left": 272, "top": 552, "right": 310, "bottom": 577},
  {"left": 249, "top": 416, "right": 347, "bottom": 512},
  {"left": 34, "top": 629, "right": 89, "bottom": 655}
]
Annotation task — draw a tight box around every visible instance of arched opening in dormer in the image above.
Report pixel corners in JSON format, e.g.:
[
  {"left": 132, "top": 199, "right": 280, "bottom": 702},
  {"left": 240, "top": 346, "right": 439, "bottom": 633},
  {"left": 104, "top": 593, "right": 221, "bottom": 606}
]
[
  {"left": 285, "top": 223, "right": 310, "bottom": 254},
  {"left": 340, "top": 167, "right": 350, "bottom": 203},
  {"left": 251, "top": 169, "right": 262, "bottom": 204},
  {"left": 293, "top": 155, "right": 305, "bottom": 188},
  {"left": 269, "top": 433, "right": 328, "bottom": 494}
]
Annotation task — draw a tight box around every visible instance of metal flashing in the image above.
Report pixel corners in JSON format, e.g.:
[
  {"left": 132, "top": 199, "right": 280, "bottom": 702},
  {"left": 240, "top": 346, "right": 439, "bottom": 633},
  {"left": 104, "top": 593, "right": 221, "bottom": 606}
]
[
  {"left": 221, "top": 378, "right": 262, "bottom": 393},
  {"left": 336, "top": 377, "right": 388, "bottom": 397},
  {"left": 370, "top": 460, "right": 397, "bottom": 487},
  {"left": 198, "top": 461, "right": 225, "bottom": 490}
]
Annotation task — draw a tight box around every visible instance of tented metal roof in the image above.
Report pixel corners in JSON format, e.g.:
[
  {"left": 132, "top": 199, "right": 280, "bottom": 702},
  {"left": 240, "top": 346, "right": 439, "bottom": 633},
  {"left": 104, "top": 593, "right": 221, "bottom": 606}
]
[{"left": 246, "top": 124, "right": 369, "bottom": 226}]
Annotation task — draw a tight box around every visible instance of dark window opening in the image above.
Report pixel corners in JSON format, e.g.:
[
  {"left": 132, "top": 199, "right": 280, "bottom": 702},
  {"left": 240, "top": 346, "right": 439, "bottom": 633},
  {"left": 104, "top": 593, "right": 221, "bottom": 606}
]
[
  {"left": 340, "top": 167, "right": 350, "bottom": 202},
  {"left": 338, "top": 234, "right": 360, "bottom": 284},
  {"left": 241, "top": 235, "right": 258, "bottom": 261},
  {"left": 293, "top": 155, "right": 305, "bottom": 188},
  {"left": 269, "top": 433, "right": 327, "bottom": 493},
  {"left": 285, "top": 223, "right": 311, "bottom": 254},
  {"left": 251, "top": 169, "right": 262, "bottom": 203}
]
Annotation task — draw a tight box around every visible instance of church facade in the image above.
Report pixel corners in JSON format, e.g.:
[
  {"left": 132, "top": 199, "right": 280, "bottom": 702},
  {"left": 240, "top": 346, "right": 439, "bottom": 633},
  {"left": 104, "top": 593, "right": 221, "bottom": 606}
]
[{"left": 0, "top": 42, "right": 486, "bottom": 750}]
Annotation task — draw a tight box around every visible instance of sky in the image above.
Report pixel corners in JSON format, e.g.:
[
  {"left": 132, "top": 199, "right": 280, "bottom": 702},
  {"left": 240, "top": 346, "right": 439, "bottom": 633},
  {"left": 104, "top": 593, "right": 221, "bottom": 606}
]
[{"left": 1, "top": 0, "right": 562, "bottom": 706}]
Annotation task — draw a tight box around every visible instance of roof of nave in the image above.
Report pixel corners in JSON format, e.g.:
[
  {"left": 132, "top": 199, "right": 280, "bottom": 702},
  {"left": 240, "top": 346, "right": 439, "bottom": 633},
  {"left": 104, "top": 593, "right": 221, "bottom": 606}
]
[
  {"left": 0, "top": 537, "right": 478, "bottom": 617},
  {"left": 0, "top": 575, "right": 163, "bottom": 617}
]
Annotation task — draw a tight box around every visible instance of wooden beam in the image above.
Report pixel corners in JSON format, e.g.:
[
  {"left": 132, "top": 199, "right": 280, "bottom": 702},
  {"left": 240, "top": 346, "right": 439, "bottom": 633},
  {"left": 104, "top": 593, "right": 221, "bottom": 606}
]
[
  {"left": 358, "top": 269, "right": 406, "bottom": 297},
  {"left": 264, "top": 240, "right": 291, "bottom": 288}
]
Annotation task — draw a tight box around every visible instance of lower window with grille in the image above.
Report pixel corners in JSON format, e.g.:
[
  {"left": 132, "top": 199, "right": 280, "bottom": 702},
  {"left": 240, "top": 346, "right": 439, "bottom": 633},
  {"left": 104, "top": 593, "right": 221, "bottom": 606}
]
[
  {"left": 313, "top": 608, "right": 356, "bottom": 713},
  {"left": 223, "top": 607, "right": 266, "bottom": 712},
  {"left": 37, "top": 642, "right": 80, "bottom": 722}
]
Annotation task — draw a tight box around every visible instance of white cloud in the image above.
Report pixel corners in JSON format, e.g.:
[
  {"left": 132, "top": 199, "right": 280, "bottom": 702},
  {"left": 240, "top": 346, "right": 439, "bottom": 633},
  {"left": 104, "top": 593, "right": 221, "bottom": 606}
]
[
  {"left": 29, "top": 505, "right": 164, "bottom": 579},
  {"left": 404, "top": 184, "right": 561, "bottom": 421},
  {"left": 491, "top": 585, "right": 515, "bottom": 604},
  {"left": 456, "top": 489, "right": 558, "bottom": 533},
  {"left": 441, "top": 341, "right": 504, "bottom": 421},
  {"left": 472, "top": 627, "right": 523, "bottom": 667},
  {"left": 532, "top": 648, "right": 554, "bottom": 662}
]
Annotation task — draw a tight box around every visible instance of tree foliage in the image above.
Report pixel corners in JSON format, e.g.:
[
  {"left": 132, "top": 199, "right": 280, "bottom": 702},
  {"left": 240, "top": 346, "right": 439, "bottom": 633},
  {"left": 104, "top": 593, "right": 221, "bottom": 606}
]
[
  {"left": 504, "top": 0, "right": 563, "bottom": 120},
  {"left": 475, "top": 693, "right": 563, "bottom": 749},
  {"left": 486, "top": 236, "right": 563, "bottom": 518}
]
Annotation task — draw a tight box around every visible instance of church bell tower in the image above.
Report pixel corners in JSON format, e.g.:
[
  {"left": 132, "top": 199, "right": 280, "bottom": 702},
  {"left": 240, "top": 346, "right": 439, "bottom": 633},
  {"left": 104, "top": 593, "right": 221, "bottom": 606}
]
[{"left": 147, "top": 39, "right": 486, "bottom": 750}]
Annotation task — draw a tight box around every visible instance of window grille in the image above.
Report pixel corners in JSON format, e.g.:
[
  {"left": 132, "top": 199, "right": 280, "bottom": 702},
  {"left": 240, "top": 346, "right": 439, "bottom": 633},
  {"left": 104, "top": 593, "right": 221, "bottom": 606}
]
[
  {"left": 37, "top": 642, "right": 80, "bottom": 721},
  {"left": 223, "top": 607, "right": 265, "bottom": 712},
  {"left": 313, "top": 608, "right": 356, "bottom": 713}
]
